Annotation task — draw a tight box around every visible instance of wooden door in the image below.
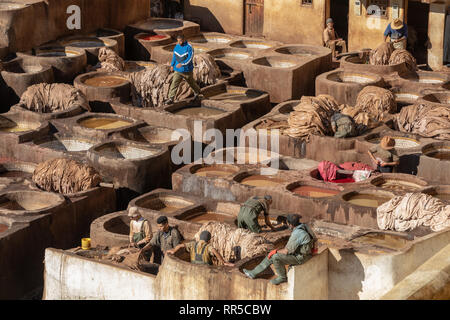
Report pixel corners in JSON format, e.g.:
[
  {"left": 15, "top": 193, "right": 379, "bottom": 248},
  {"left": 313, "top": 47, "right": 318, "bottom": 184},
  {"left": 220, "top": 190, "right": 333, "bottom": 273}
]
[{"left": 245, "top": 0, "right": 264, "bottom": 36}]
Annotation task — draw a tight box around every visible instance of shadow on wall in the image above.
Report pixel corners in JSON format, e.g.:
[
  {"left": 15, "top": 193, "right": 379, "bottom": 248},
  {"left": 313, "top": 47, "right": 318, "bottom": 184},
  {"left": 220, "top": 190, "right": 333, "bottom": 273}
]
[
  {"left": 328, "top": 248, "right": 364, "bottom": 300},
  {"left": 184, "top": 1, "right": 225, "bottom": 33},
  {"left": 398, "top": 153, "right": 421, "bottom": 175}
]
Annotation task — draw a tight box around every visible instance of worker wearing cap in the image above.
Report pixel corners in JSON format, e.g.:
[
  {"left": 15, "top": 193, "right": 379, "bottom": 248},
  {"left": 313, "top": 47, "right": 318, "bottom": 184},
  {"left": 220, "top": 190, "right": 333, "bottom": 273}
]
[
  {"left": 323, "top": 18, "right": 347, "bottom": 58},
  {"left": 384, "top": 18, "right": 408, "bottom": 50},
  {"left": 243, "top": 214, "right": 317, "bottom": 285},
  {"left": 164, "top": 33, "right": 202, "bottom": 105},
  {"left": 140, "top": 215, "right": 183, "bottom": 264},
  {"left": 367, "top": 136, "right": 399, "bottom": 173},
  {"left": 128, "top": 208, "right": 152, "bottom": 249},
  {"left": 167, "top": 231, "right": 234, "bottom": 267},
  {"left": 237, "top": 195, "right": 276, "bottom": 233}
]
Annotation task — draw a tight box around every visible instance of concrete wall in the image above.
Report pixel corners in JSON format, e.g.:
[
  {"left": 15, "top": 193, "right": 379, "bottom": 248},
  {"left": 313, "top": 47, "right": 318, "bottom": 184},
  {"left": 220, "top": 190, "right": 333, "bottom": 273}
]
[
  {"left": 381, "top": 244, "right": 450, "bottom": 300},
  {"left": 427, "top": 2, "right": 447, "bottom": 70},
  {"left": 348, "top": 0, "right": 406, "bottom": 52},
  {"left": 184, "top": 0, "right": 244, "bottom": 35},
  {"left": 263, "top": 0, "right": 326, "bottom": 45},
  {"left": 0, "top": 0, "right": 150, "bottom": 53}
]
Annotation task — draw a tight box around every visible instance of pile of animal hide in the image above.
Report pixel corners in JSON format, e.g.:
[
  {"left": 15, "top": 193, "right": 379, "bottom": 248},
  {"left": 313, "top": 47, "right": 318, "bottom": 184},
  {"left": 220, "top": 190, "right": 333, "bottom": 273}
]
[
  {"left": 32, "top": 158, "right": 101, "bottom": 194},
  {"left": 103, "top": 246, "right": 144, "bottom": 270},
  {"left": 284, "top": 94, "right": 340, "bottom": 140},
  {"left": 192, "top": 53, "right": 221, "bottom": 87},
  {"left": 396, "top": 103, "right": 450, "bottom": 140},
  {"left": 194, "top": 222, "right": 274, "bottom": 265},
  {"left": 369, "top": 42, "right": 394, "bottom": 65},
  {"left": 341, "top": 86, "right": 397, "bottom": 128},
  {"left": 19, "top": 83, "right": 90, "bottom": 113},
  {"left": 377, "top": 193, "right": 450, "bottom": 232},
  {"left": 389, "top": 49, "right": 417, "bottom": 72},
  {"left": 95, "top": 47, "right": 125, "bottom": 72},
  {"left": 127, "top": 64, "right": 192, "bottom": 108},
  {"left": 254, "top": 118, "right": 289, "bottom": 134}
]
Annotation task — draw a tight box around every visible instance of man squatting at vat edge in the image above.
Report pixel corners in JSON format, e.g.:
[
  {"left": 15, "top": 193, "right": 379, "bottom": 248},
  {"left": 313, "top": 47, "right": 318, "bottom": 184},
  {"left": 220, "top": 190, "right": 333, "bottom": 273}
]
[
  {"left": 244, "top": 214, "right": 318, "bottom": 285},
  {"left": 167, "top": 230, "right": 234, "bottom": 267},
  {"left": 164, "top": 33, "right": 203, "bottom": 105},
  {"left": 237, "top": 195, "right": 277, "bottom": 234},
  {"left": 133, "top": 214, "right": 183, "bottom": 263}
]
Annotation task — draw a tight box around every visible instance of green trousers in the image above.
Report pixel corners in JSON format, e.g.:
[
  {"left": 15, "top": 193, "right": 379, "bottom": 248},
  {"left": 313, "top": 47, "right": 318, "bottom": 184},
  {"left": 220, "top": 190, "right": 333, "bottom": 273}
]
[
  {"left": 237, "top": 208, "right": 261, "bottom": 233},
  {"left": 258, "top": 253, "right": 310, "bottom": 279},
  {"left": 168, "top": 71, "right": 201, "bottom": 100}
]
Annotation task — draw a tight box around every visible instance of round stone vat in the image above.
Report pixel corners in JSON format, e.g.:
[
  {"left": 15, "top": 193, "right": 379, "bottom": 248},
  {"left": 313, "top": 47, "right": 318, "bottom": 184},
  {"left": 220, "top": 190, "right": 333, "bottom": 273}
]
[
  {"left": 0, "top": 190, "right": 65, "bottom": 216},
  {"left": 1, "top": 59, "right": 54, "bottom": 100},
  {"left": 252, "top": 56, "right": 298, "bottom": 69},
  {"left": 91, "top": 28, "right": 125, "bottom": 57},
  {"left": 59, "top": 37, "right": 118, "bottom": 65},
  {"left": 420, "top": 92, "right": 450, "bottom": 107},
  {"left": 207, "top": 87, "right": 265, "bottom": 102},
  {"left": 0, "top": 118, "right": 41, "bottom": 133},
  {"left": 134, "top": 33, "right": 172, "bottom": 61},
  {"left": 422, "top": 185, "right": 450, "bottom": 203},
  {"left": 87, "top": 140, "right": 169, "bottom": 193},
  {"left": 190, "top": 164, "right": 240, "bottom": 178},
  {"left": 133, "top": 194, "right": 194, "bottom": 214},
  {"left": 17, "top": 46, "right": 87, "bottom": 83},
  {"left": 177, "top": 210, "right": 236, "bottom": 225},
  {"left": 398, "top": 71, "right": 449, "bottom": 85},
  {"left": 168, "top": 104, "right": 227, "bottom": 119},
  {"left": 309, "top": 168, "right": 356, "bottom": 184},
  {"left": 274, "top": 45, "right": 322, "bottom": 57},
  {"left": 316, "top": 69, "right": 383, "bottom": 106},
  {"left": 0, "top": 161, "right": 35, "bottom": 179},
  {"left": 229, "top": 40, "right": 274, "bottom": 50},
  {"left": 74, "top": 71, "right": 130, "bottom": 102},
  {"left": 77, "top": 114, "right": 133, "bottom": 131},
  {"left": 209, "top": 48, "right": 251, "bottom": 60},
  {"left": 351, "top": 232, "right": 411, "bottom": 251},
  {"left": 135, "top": 18, "right": 184, "bottom": 31},
  {"left": 233, "top": 171, "right": 286, "bottom": 188},
  {"left": 189, "top": 33, "right": 233, "bottom": 45},
  {"left": 340, "top": 55, "right": 407, "bottom": 75},
  {"left": 36, "top": 135, "right": 94, "bottom": 153},
  {"left": 206, "top": 147, "right": 280, "bottom": 165},
  {"left": 287, "top": 181, "right": 342, "bottom": 198},
  {"left": 163, "top": 43, "right": 209, "bottom": 54},
  {"left": 370, "top": 174, "right": 428, "bottom": 193},
  {"left": 390, "top": 87, "right": 421, "bottom": 109},
  {"left": 90, "top": 211, "right": 130, "bottom": 247},
  {"left": 124, "top": 60, "right": 157, "bottom": 73},
  {"left": 364, "top": 133, "right": 421, "bottom": 150},
  {"left": 422, "top": 142, "right": 450, "bottom": 161},
  {"left": 342, "top": 190, "right": 394, "bottom": 208},
  {"left": 120, "top": 126, "right": 181, "bottom": 145},
  {"left": 0, "top": 2, "right": 27, "bottom": 10}
]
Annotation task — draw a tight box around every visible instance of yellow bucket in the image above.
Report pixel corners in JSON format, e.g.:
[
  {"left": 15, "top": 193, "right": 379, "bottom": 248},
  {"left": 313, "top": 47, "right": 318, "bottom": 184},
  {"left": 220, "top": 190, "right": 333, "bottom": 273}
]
[{"left": 81, "top": 238, "right": 91, "bottom": 250}]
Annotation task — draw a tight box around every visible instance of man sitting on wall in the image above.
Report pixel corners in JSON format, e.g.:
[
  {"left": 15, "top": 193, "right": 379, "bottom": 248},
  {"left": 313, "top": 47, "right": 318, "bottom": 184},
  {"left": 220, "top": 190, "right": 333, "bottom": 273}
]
[
  {"left": 140, "top": 215, "right": 183, "bottom": 264},
  {"left": 167, "top": 231, "right": 234, "bottom": 267},
  {"left": 243, "top": 214, "right": 318, "bottom": 285},
  {"left": 384, "top": 18, "right": 408, "bottom": 50},
  {"left": 323, "top": 18, "right": 347, "bottom": 58}
]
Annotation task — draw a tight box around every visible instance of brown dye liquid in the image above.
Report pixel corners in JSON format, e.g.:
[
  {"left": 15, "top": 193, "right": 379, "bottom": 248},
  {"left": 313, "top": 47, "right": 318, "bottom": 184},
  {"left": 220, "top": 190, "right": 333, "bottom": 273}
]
[
  {"left": 0, "top": 170, "right": 31, "bottom": 178},
  {"left": 186, "top": 212, "right": 235, "bottom": 224},
  {"left": 352, "top": 233, "right": 409, "bottom": 251},
  {"left": 240, "top": 175, "right": 283, "bottom": 187},
  {"left": 346, "top": 194, "right": 392, "bottom": 208},
  {"left": 0, "top": 223, "right": 8, "bottom": 233},
  {"left": 291, "top": 186, "right": 339, "bottom": 198},
  {"left": 426, "top": 151, "right": 450, "bottom": 161},
  {"left": 84, "top": 76, "right": 128, "bottom": 87},
  {"left": 195, "top": 167, "right": 235, "bottom": 177},
  {"left": 377, "top": 180, "right": 422, "bottom": 192},
  {"left": 80, "top": 118, "right": 131, "bottom": 130},
  {"left": 0, "top": 125, "right": 33, "bottom": 133},
  {"left": 173, "top": 107, "right": 224, "bottom": 118}
]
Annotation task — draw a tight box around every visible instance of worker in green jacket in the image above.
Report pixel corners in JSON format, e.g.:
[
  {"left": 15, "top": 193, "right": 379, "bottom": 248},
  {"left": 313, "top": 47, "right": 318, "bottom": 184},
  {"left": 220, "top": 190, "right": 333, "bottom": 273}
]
[
  {"left": 243, "top": 214, "right": 318, "bottom": 285},
  {"left": 237, "top": 195, "right": 276, "bottom": 233}
]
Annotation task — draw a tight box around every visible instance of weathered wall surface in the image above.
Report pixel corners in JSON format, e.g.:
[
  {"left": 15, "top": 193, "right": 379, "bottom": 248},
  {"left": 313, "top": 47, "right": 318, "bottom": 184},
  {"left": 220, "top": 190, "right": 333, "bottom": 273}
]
[
  {"left": 348, "top": 0, "right": 406, "bottom": 52},
  {"left": 328, "top": 228, "right": 450, "bottom": 300},
  {"left": 263, "top": 0, "right": 326, "bottom": 45},
  {"left": 381, "top": 243, "right": 450, "bottom": 300},
  {"left": 184, "top": 0, "right": 244, "bottom": 35},
  {"left": 0, "top": 0, "right": 150, "bottom": 53},
  {"left": 427, "top": 2, "right": 447, "bottom": 70}
]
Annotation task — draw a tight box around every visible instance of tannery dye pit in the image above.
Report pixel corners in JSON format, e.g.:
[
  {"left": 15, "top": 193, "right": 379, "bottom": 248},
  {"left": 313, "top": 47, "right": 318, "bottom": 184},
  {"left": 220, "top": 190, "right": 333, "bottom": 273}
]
[
  {"left": 290, "top": 185, "right": 340, "bottom": 198},
  {"left": 79, "top": 118, "right": 132, "bottom": 130},
  {"left": 83, "top": 76, "right": 129, "bottom": 87}
]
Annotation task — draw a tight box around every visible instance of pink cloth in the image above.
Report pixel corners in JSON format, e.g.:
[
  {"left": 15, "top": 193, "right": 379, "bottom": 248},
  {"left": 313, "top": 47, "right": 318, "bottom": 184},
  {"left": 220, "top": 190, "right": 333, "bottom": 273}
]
[{"left": 318, "top": 161, "right": 340, "bottom": 182}]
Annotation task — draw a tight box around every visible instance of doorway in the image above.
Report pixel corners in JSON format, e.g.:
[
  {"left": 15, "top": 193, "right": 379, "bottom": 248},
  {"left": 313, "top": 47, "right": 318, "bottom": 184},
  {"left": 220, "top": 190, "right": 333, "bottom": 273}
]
[
  {"left": 407, "top": 1, "right": 429, "bottom": 65},
  {"left": 329, "top": 0, "right": 349, "bottom": 42},
  {"left": 244, "top": 0, "right": 264, "bottom": 37}
]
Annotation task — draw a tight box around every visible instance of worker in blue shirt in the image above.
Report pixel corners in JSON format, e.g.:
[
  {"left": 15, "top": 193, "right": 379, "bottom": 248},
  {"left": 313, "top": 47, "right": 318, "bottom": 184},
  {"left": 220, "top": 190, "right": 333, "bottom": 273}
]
[
  {"left": 164, "top": 34, "right": 201, "bottom": 105},
  {"left": 384, "top": 18, "right": 408, "bottom": 50},
  {"left": 243, "top": 214, "right": 318, "bottom": 285}
]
